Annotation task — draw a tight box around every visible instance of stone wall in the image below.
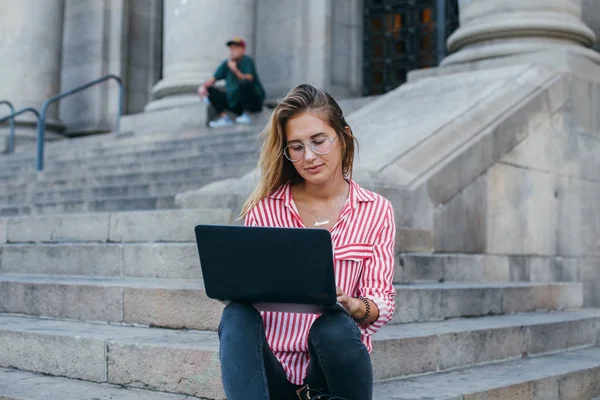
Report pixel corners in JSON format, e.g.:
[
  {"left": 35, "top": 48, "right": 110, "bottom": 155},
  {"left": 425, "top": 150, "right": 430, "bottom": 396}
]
[
  {"left": 60, "top": 0, "right": 162, "bottom": 135},
  {"left": 255, "top": 0, "right": 363, "bottom": 100}
]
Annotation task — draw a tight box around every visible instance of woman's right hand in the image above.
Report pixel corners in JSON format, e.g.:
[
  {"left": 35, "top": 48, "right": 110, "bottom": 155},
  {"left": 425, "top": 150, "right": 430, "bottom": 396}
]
[{"left": 198, "top": 85, "right": 208, "bottom": 97}]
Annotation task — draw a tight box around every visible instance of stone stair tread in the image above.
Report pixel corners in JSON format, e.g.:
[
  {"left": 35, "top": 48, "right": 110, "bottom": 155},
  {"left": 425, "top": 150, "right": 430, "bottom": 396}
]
[
  {"left": 0, "top": 309, "right": 597, "bottom": 346},
  {"left": 0, "top": 273, "right": 204, "bottom": 290},
  {"left": 0, "top": 310, "right": 598, "bottom": 396},
  {"left": 394, "top": 281, "right": 580, "bottom": 289},
  {"left": 0, "top": 313, "right": 219, "bottom": 349},
  {"left": 0, "top": 367, "right": 197, "bottom": 400},
  {"left": 374, "top": 308, "right": 600, "bottom": 340},
  {"left": 372, "top": 345, "right": 600, "bottom": 399}
]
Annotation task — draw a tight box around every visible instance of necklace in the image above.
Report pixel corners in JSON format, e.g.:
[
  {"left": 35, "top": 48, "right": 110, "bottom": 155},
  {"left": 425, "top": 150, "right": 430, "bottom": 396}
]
[{"left": 300, "top": 185, "right": 349, "bottom": 227}]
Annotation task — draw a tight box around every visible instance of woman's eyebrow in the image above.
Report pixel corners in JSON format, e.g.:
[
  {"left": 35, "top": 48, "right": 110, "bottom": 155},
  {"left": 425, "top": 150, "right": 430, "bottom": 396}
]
[{"left": 287, "top": 132, "right": 327, "bottom": 144}]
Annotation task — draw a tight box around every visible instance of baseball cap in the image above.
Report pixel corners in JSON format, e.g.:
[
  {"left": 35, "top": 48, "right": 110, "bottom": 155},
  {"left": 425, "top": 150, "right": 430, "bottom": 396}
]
[{"left": 226, "top": 36, "right": 246, "bottom": 48}]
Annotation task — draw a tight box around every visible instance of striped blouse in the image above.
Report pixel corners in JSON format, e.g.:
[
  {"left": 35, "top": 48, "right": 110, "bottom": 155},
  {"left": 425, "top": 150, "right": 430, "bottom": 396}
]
[{"left": 244, "top": 179, "right": 396, "bottom": 385}]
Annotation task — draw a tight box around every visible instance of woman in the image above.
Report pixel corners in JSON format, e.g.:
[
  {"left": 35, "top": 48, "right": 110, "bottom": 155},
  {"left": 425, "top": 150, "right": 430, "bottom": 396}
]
[{"left": 218, "top": 84, "right": 396, "bottom": 400}]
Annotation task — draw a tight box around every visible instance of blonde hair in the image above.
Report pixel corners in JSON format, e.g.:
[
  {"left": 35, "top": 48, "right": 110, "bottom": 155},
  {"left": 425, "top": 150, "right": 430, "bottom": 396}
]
[{"left": 240, "top": 84, "right": 357, "bottom": 218}]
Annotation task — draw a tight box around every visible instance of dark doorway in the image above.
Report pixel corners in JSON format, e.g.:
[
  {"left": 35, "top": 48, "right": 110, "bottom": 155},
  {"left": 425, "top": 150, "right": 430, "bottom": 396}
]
[{"left": 363, "top": 0, "right": 459, "bottom": 95}]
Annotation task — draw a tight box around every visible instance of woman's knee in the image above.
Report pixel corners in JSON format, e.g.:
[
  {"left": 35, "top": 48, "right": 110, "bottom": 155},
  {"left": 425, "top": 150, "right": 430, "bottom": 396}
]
[
  {"left": 309, "top": 311, "right": 361, "bottom": 347},
  {"left": 219, "top": 302, "right": 261, "bottom": 335}
]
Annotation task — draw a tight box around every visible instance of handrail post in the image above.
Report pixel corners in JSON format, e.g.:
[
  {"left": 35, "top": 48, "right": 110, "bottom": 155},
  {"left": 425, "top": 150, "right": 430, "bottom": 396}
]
[
  {"left": 0, "top": 107, "right": 41, "bottom": 157},
  {"left": 37, "top": 105, "right": 48, "bottom": 171},
  {"left": 0, "top": 101, "right": 16, "bottom": 153},
  {"left": 35, "top": 74, "right": 123, "bottom": 171}
]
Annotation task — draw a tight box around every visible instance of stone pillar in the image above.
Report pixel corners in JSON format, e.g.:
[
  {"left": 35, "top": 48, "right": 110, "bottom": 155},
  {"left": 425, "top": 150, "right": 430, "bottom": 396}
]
[
  {"left": 146, "top": 0, "right": 257, "bottom": 111},
  {"left": 442, "top": 0, "right": 598, "bottom": 66},
  {"left": 0, "top": 0, "right": 65, "bottom": 149}
]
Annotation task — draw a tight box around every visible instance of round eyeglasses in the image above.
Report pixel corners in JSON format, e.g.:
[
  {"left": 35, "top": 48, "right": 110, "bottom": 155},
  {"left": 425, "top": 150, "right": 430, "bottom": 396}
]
[{"left": 283, "top": 136, "right": 337, "bottom": 162}]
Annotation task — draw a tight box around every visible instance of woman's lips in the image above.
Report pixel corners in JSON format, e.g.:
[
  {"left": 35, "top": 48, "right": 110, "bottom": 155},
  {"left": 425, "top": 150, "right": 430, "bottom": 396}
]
[{"left": 305, "top": 164, "right": 324, "bottom": 174}]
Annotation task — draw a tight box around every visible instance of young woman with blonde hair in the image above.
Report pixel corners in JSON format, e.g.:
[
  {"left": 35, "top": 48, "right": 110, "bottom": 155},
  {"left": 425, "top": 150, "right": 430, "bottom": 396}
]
[{"left": 218, "top": 84, "right": 396, "bottom": 400}]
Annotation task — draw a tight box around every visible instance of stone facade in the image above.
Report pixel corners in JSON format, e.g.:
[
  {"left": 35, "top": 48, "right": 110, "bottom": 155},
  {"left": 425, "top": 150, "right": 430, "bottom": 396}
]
[{"left": 0, "top": 0, "right": 367, "bottom": 144}]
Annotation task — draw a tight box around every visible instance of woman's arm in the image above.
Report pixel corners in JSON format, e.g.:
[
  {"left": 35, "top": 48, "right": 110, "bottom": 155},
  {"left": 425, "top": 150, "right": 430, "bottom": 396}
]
[{"left": 355, "top": 200, "right": 396, "bottom": 333}]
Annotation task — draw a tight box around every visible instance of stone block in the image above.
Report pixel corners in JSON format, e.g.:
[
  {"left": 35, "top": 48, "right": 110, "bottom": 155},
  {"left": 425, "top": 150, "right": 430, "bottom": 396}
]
[
  {"left": 419, "top": 288, "right": 443, "bottom": 321},
  {"left": 109, "top": 209, "right": 231, "bottom": 243},
  {"left": 0, "top": 219, "right": 6, "bottom": 244},
  {"left": 121, "top": 244, "right": 201, "bottom": 279},
  {"left": 400, "top": 254, "right": 444, "bottom": 282},
  {"left": 487, "top": 163, "right": 557, "bottom": 255},
  {"left": 557, "top": 176, "right": 583, "bottom": 257},
  {"left": 443, "top": 254, "right": 486, "bottom": 281},
  {"left": 371, "top": 336, "right": 437, "bottom": 380},
  {"left": 107, "top": 341, "right": 224, "bottom": 399},
  {"left": 527, "top": 318, "right": 597, "bottom": 355},
  {"left": 391, "top": 288, "right": 421, "bottom": 323},
  {"left": 581, "top": 259, "right": 600, "bottom": 307},
  {"left": 123, "top": 287, "right": 223, "bottom": 331},
  {"left": 580, "top": 180, "right": 600, "bottom": 256},
  {"left": 434, "top": 173, "right": 487, "bottom": 253},
  {"left": 558, "top": 366, "right": 600, "bottom": 399},
  {"left": 0, "top": 244, "right": 122, "bottom": 276},
  {"left": 441, "top": 287, "right": 501, "bottom": 318},
  {"left": 502, "top": 286, "right": 555, "bottom": 314},
  {"left": 483, "top": 255, "right": 510, "bottom": 281},
  {"left": 395, "top": 228, "right": 433, "bottom": 253},
  {"left": 437, "top": 327, "right": 527, "bottom": 370},
  {"left": 0, "top": 280, "right": 123, "bottom": 322},
  {"left": 7, "top": 214, "right": 110, "bottom": 243},
  {"left": 0, "top": 330, "right": 106, "bottom": 382}
]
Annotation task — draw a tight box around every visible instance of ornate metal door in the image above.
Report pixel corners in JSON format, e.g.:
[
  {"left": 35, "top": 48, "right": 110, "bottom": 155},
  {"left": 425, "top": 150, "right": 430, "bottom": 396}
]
[{"left": 363, "top": 0, "right": 459, "bottom": 95}]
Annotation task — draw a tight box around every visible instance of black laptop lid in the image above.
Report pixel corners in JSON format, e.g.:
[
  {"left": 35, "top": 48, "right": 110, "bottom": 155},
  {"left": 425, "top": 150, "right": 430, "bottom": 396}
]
[{"left": 195, "top": 224, "right": 337, "bottom": 307}]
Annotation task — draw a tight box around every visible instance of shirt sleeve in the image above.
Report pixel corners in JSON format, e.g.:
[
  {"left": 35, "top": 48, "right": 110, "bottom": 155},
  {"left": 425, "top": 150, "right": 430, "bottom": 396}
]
[
  {"left": 244, "top": 208, "right": 258, "bottom": 227},
  {"left": 237, "top": 57, "right": 256, "bottom": 78},
  {"left": 213, "top": 60, "right": 228, "bottom": 80},
  {"left": 357, "top": 200, "right": 396, "bottom": 335}
]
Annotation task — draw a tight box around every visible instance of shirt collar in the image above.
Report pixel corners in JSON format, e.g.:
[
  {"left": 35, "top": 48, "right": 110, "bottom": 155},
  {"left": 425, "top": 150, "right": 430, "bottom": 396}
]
[{"left": 267, "top": 179, "right": 375, "bottom": 209}]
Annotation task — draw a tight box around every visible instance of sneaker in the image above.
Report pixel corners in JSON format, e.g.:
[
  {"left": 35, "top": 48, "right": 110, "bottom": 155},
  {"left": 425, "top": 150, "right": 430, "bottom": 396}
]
[
  {"left": 235, "top": 112, "right": 252, "bottom": 125},
  {"left": 208, "top": 115, "right": 233, "bottom": 128}
]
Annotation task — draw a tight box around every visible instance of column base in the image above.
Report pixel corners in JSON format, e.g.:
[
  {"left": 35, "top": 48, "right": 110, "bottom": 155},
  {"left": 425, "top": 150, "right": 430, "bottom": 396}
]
[{"left": 410, "top": 46, "right": 600, "bottom": 84}]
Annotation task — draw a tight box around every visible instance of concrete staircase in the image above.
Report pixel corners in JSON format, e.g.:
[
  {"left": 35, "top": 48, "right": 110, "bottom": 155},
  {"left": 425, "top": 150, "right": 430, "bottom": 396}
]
[
  {"left": 1, "top": 209, "right": 599, "bottom": 399},
  {"left": 1, "top": 93, "right": 599, "bottom": 398},
  {"left": 0, "top": 126, "right": 263, "bottom": 217}
]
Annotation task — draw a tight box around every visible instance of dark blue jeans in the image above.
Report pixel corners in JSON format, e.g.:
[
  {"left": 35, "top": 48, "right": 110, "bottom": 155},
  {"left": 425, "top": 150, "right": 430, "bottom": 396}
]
[{"left": 218, "top": 302, "right": 373, "bottom": 400}]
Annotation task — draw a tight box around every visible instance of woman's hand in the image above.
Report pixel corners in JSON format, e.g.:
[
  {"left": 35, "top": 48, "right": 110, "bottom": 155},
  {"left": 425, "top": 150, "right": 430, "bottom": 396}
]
[{"left": 336, "top": 286, "right": 361, "bottom": 316}]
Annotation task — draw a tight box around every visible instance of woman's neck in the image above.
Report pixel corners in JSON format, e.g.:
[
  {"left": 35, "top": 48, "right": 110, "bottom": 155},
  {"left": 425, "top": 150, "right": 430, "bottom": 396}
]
[{"left": 302, "top": 173, "right": 348, "bottom": 202}]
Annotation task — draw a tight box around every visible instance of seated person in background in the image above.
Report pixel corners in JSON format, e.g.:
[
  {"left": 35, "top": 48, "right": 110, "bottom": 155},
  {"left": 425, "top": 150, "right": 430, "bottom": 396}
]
[{"left": 198, "top": 36, "right": 266, "bottom": 128}]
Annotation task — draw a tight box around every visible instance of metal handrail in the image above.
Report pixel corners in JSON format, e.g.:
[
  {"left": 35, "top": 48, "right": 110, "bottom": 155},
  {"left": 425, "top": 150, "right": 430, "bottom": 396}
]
[
  {"left": 0, "top": 107, "right": 41, "bottom": 155},
  {"left": 0, "top": 100, "right": 16, "bottom": 153},
  {"left": 36, "top": 74, "right": 123, "bottom": 171}
]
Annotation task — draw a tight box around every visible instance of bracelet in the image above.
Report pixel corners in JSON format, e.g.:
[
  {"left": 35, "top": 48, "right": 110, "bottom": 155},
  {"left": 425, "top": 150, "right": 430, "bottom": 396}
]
[{"left": 354, "top": 296, "right": 370, "bottom": 325}]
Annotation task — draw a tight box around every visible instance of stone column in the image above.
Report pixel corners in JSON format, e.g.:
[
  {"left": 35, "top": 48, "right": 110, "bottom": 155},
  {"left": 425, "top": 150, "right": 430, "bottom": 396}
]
[
  {"left": 442, "top": 0, "right": 598, "bottom": 66},
  {"left": 146, "top": 0, "right": 257, "bottom": 111},
  {"left": 0, "top": 0, "right": 65, "bottom": 149}
]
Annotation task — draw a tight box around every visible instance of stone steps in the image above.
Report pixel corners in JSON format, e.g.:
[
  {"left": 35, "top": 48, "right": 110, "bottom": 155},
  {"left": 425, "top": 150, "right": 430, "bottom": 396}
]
[
  {"left": 2, "top": 134, "right": 260, "bottom": 169},
  {"left": 0, "top": 274, "right": 582, "bottom": 330},
  {"left": 372, "top": 345, "right": 600, "bottom": 400},
  {"left": 0, "top": 367, "right": 197, "bottom": 400},
  {"left": 0, "top": 150, "right": 258, "bottom": 180},
  {"left": 0, "top": 195, "right": 178, "bottom": 217},
  {"left": 0, "top": 310, "right": 598, "bottom": 398},
  {"left": 4, "top": 128, "right": 261, "bottom": 170},
  {"left": 0, "top": 209, "right": 233, "bottom": 244},
  {"left": 4, "top": 345, "right": 600, "bottom": 399},
  {"left": 0, "top": 178, "right": 209, "bottom": 205},
  {"left": 0, "top": 163, "right": 245, "bottom": 192}
]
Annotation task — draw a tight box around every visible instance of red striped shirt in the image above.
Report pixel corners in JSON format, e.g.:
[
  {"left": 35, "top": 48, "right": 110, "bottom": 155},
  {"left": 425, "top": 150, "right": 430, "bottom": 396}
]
[{"left": 244, "top": 179, "right": 396, "bottom": 385}]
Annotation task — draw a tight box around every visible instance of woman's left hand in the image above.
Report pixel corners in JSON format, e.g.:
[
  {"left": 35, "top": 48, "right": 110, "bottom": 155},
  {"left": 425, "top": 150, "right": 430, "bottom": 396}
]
[{"left": 336, "top": 286, "right": 361, "bottom": 315}]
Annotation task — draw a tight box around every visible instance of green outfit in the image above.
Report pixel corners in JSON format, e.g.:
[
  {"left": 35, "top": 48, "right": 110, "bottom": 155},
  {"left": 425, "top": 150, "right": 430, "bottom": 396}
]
[{"left": 213, "top": 55, "right": 266, "bottom": 108}]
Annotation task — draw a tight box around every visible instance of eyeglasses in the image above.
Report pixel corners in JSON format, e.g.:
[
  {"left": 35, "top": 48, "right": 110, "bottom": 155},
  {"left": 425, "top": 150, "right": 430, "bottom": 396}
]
[{"left": 283, "top": 136, "right": 337, "bottom": 162}]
